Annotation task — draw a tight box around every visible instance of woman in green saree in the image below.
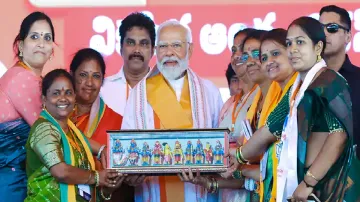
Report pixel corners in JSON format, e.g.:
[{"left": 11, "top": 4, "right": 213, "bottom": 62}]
[
  {"left": 282, "top": 16, "right": 354, "bottom": 202},
  {"left": 228, "top": 17, "right": 357, "bottom": 202},
  {"left": 25, "top": 69, "right": 125, "bottom": 202}
]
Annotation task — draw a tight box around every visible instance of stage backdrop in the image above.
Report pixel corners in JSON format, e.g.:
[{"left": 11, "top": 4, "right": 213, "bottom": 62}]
[{"left": 1, "top": 0, "right": 359, "bottom": 101}]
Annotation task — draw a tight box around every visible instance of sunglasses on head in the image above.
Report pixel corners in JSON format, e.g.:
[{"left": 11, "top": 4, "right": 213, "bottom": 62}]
[
  {"left": 322, "top": 23, "right": 350, "bottom": 33},
  {"left": 241, "top": 50, "right": 260, "bottom": 63}
]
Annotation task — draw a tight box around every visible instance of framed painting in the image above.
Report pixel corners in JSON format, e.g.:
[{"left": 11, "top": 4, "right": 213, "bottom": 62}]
[{"left": 106, "top": 128, "right": 229, "bottom": 174}]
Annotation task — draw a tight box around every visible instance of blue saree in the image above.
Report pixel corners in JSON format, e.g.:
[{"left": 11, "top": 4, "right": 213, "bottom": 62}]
[{"left": 0, "top": 118, "right": 30, "bottom": 201}]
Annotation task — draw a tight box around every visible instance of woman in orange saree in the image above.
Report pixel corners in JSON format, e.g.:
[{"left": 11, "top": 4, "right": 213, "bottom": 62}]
[{"left": 69, "top": 48, "right": 132, "bottom": 202}]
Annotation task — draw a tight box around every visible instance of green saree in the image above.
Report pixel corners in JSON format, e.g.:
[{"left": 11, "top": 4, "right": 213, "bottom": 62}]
[
  {"left": 262, "top": 89, "right": 292, "bottom": 202},
  {"left": 296, "top": 69, "right": 357, "bottom": 201},
  {"left": 25, "top": 118, "right": 95, "bottom": 202}
]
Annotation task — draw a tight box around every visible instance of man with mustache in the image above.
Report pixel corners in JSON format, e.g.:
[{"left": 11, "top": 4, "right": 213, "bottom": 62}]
[
  {"left": 121, "top": 20, "right": 223, "bottom": 202},
  {"left": 100, "top": 12, "right": 155, "bottom": 116},
  {"left": 319, "top": 5, "right": 360, "bottom": 158}
]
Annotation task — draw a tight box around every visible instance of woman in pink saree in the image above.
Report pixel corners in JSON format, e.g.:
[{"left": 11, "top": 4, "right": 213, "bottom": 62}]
[{"left": 0, "top": 12, "right": 55, "bottom": 201}]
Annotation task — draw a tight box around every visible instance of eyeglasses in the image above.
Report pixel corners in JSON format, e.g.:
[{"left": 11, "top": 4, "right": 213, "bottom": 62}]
[
  {"left": 241, "top": 50, "right": 260, "bottom": 63},
  {"left": 322, "top": 23, "right": 350, "bottom": 33},
  {"left": 157, "top": 41, "right": 189, "bottom": 52}
]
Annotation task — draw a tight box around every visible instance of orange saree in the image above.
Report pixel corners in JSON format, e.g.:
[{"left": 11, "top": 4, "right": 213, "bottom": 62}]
[
  {"left": 75, "top": 105, "right": 122, "bottom": 146},
  {"left": 74, "top": 98, "right": 131, "bottom": 202}
]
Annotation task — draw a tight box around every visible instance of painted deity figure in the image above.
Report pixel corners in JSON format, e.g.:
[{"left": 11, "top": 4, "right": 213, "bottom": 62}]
[
  {"left": 128, "top": 139, "right": 140, "bottom": 166},
  {"left": 213, "top": 140, "right": 224, "bottom": 164},
  {"left": 193, "top": 139, "right": 205, "bottom": 164},
  {"left": 204, "top": 142, "right": 213, "bottom": 164},
  {"left": 141, "top": 142, "right": 152, "bottom": 166},
  {"left": 173, "top": 141, "right": 184, "bottom": 165},
  {"left": 184, "top": 141, "right": 193, "bottom": 165},
  {"left": 152, "top": 141, "right": 163, "bottom": 165},
  {"left": 112, "top": 139, "right": 125, "bottom": 166},
  {"left": 162, "top": 143, "right": 173, "bottom": 165}
]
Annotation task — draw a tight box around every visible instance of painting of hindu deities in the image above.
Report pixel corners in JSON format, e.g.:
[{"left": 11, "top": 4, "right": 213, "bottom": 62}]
[{"left": 106, "top": 128, "right": 229, "bottom": 174}]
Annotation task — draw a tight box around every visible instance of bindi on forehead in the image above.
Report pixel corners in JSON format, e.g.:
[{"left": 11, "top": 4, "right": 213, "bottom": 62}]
[{"left": 30, "top": 31, "right": 51, "bottom": 36}]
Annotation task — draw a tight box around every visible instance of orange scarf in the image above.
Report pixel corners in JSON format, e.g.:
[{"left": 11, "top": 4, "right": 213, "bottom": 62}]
[{"left": 246, "top": 81, "right": 281, "bottom": 132}]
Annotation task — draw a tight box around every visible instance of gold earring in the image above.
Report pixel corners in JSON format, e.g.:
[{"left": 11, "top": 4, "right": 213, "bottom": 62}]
[
  {"left": 19, "top": 51, "right": 23, "bottom": 57},
  {"left": 42, "top": 104, "right": 46, "bottom": 110},
  {"left": 316, "top": 54, "right": 322, "bottom": 62}
]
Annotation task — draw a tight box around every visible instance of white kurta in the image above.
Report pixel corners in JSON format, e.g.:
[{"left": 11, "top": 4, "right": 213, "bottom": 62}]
[
  {"left": 100, "top": 67, "right": 132, "bottom": 116},
  {"left": 121, "top": 68, "right": 224, "bottom": 202}
]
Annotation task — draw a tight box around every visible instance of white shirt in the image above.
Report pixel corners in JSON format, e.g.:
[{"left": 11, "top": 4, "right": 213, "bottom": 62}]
[
  {"left": 100, "top": 67, "right": 131, "bottom": 116},
  {"left": 168, "top": 76, "right": 185, "bottom": 101}
]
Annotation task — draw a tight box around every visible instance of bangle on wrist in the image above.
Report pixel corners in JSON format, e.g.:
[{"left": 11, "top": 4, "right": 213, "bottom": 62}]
[
  {"left": 94, "top": 170, "right": 100, "bottom": 187},
  {"left": 306, "top": 170, "right": 319, "bottom": 182},
  {"left": 236, "top": 146, "right": 248, "bottom": 164},
  {"left": 100, "top": 188, "right": 112, "bottom": 200},
  {"left": 303, "top": 179, "right": 315, "bottom": 188},
  {"left": 85, "top": 170, "right": 92, "bottom": 184},
  {"left": 232, "top": 169, "right": 243, "bottom": 179},
  {"left": 213, "top": 178, "right": 219, "bottom": 194},
  {"left": 208, "top": 178, "right": 218, "bottom": 194},
  {"left": 97, "top": 145, "right": 106, "bottom": 160},
  {"left": 207, "top": 178, "right": 214, "bottom": 193}
]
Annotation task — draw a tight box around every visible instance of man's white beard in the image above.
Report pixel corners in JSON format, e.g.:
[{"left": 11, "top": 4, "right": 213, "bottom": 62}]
[{"left": 157, "top": 55, "right": 188, "bottom": 80}]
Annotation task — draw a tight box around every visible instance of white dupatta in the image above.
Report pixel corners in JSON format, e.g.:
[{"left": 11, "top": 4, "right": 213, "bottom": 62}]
[
  {"left": 125, "top": 67, "right": 216, "bottom": 202},
  {"left": 276, "top": 60, "right": 326, "bottom": 202}
]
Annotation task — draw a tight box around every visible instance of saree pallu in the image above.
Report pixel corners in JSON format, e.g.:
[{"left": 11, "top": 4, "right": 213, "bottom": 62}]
[
  {"left": 25, "top": 114, "right": 96, "bottom": 202},
  {"left": 344, "top": 153, "right": 360, "bottom": 202},
  {"left": 296, "top": 69, "right": 355, "bottom": 201},
  {"left": 0, "top": 118, "right": 30, "bottom": 202},
  {"left": 261, "top": 73, "right": 298, "bottom": 202},
  {"left": 74, "top": 100, "right": 132, "bottom": 202}
]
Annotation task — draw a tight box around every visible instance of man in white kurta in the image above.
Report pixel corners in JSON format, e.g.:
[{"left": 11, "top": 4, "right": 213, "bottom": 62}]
[
  {"left": 100, "top": 12, "right": 155, "bottom": 116},
  {"left": 121, "top": 20, "right": 223, "bottom": 202},
  {"left": 100, "top": 67, "right": 129, "bottom": 115}
]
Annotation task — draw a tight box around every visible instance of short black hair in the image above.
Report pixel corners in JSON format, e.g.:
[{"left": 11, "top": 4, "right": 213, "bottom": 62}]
[
  {"left": 42, "top": 69, "right": 75, "bottom": 96},
  {"left": 241, "top": 30, "right": 268, "bottom": 52},
  {"left": 70, "top": 48, "right": 106, "bottom": 80},
  {"left": 234, "top": 28, "right": 256, "bottom": 39},
  {"left": 226, "top": 63, "right": 236, "bottom": 86},
  {"left": 119, "top": 12, "right": 156, "bottom": 48},
  {"left": 288, "top": 16, "right": 326, "bottom": 56},
  {"left": 320, "top": 5, "right": 351, "bottom": 30},
  {"left": 13, "top": 11, "right": 55, "bottom": 59}
]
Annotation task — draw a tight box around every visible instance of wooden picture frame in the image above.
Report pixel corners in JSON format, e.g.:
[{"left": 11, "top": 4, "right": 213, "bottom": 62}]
[{"left": 106, "top": 128, "right": 229, "bottom": 174}]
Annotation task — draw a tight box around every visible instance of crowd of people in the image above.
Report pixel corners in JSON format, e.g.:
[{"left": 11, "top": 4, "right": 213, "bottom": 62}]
[{"left": 0, "top": 4, "right": 359, "bottom": 202}]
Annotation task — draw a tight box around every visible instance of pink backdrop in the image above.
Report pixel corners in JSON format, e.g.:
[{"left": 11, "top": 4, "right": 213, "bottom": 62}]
[{"left": 1, "top": 1, "right": 359, "bottom": 93}]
